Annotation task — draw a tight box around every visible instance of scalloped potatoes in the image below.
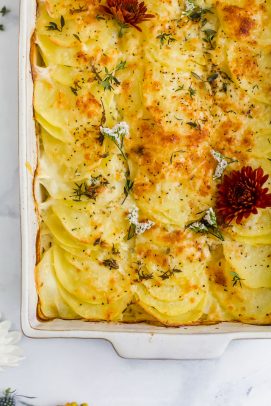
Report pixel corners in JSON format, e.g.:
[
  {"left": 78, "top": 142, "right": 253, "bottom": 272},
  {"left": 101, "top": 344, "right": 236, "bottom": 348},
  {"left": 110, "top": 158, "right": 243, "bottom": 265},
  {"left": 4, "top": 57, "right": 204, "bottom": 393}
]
[{"left": 33, "top": 0, "right": 271, "bottom": 325}]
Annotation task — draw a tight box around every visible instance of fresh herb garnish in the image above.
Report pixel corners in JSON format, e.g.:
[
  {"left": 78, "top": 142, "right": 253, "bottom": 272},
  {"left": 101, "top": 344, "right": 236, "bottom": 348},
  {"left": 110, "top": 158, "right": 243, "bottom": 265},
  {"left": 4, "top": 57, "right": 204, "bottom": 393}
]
[
  {"left": 71, "top": 176, "right": 108, "bottom": 201},
  {"left": 0, "top": 6, "right": 10, "bottom": 16},
  {"left": 207, "top": 72, "right": 219, "bottom": 83},
  {"left": 159, "top": 268, "right": 182, "bottom": 280},
  {"left": 231, "top": 272, "right": 244, "bottom": 287},
  {"left": 187, "top": 208, "right": 224, "bottom": 241},
  {"left": 70, "top": 81, "right": 81, "bottom": 96},
  {"left": 156, "top": 32, "right": 176, "bottom": 47},
  {"left": 70, "top": 6, "right": 88, "bottom": 14},
  {"left": 137, "top": 268, "right": 153, "bottom": 281},
  {"left": 187, "top": 121, "right": 199, "bottom": 128},
  {"left": 182, "top": 0, "right": 212, "bottom": 22},
  {"left": 122, "top": 176, "right": 134, "bottom": 204},
  {"left": 203, "top": 29, "right": 216, "bottom": 49},
  {"left": 46, "top": 16, "right": 65, "bottom": 32},
  {"left": 100, "top": 122, "right": 129, "bottom": 161},
  {"left": 92, "top": 61, "right": 126, "bottom": 91},
  {"left": 103, "top": 258, "right": 119, "bottom": 269},
  {"left": 211, "top": 149, "right": 237, "bottom": 180},
  {"left": 188, "top": 85, "right": 196, "bottom": 98},
  {"left": 175, "top": 84, "right": 184, "bottom": 92},
  {"left": 191, "top": 71, "right": 203, "bottom": 81},
  {"left": 96, "top": 14, "right": 106, "bottom": 20},
  {"left": 127, "top": 206, "right": 154, "bottom": 239},
  {"left": 127, "top": 223, "right": 136, "bottom": 240},
  {"left": 73, "top": 33, "right": 81, "bottom": 42}
]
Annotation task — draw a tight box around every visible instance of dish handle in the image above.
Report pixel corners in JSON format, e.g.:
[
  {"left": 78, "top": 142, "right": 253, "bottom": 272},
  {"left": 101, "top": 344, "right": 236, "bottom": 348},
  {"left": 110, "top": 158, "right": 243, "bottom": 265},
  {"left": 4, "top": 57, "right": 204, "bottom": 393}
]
[{"left": 108, "top": 333, "right": 233, "bottom": 360}]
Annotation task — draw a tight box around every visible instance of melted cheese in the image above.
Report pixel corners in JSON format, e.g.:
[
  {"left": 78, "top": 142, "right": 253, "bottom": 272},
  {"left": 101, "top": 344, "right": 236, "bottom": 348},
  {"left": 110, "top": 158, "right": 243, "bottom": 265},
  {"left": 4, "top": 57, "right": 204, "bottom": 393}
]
[{"left": 34, "top": 0, "right": 271, "bottom": 325}]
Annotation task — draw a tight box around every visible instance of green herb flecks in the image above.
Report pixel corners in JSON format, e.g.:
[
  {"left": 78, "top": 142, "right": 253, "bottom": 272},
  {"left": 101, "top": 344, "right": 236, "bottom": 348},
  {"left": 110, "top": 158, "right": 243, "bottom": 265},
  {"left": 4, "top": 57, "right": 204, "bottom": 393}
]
[
  {"left": 188, "top": 85, "right": 196, "bottom": 98},
  {"left": 122, "top": 176, "right": 134, "bottom": 205},
  {"left": 127, "top": 223, "right": 136, "bottom": 240},
  {"left": 102, "top": 258, "right": 119, "bottom": 270},
  {"left": 92, "top": 61, "right": 126, "bottom": 91},
  {"left": 73, "top": 33, "right": 81, "bottom": 42},
  {"left": 187, "top": 208, "right": 224, "bottom": 241},
  {"left": 70, "top": 6, "right": 88, "bottom": 14},
  {"left": 96, "top": 14, "right": 106, "bottom": 21},
  {"left": 203, "top": 29, "right": 216, "bottom": 49},
  {"left": 207, "top": 72, "right": 219, "bottom": 83},
  {"left": 70, "top": 81, "right": 82, "bottom": 96},
  {"left": 0, "top": 6, "right": 10, "bottom": 16},
  {"left": 159, "top": 268, "right": 182, "bottom": 280},
  {"left": 191, "top": 71, "right": 203, "bottom": 81},
  {"left": 182, "top": 0, "right": 213, "bottom": 22},
  {"left": 156, "top": 32, "right": 176, "bottom": 47},
  {"left": 137, "top": 268, "right": 153, "bottom": 281},
  {"left": 175, "top": 84, "right": 184, "bottom": 92},
  {"left": 71, "top": 176, "right": 108, "bottom": 201},
  {"left": 46, "top": 16, "right": 65, "bottom": 32},
  {"left": 231, "top": 272, "right": 244, "bottom": 288}
]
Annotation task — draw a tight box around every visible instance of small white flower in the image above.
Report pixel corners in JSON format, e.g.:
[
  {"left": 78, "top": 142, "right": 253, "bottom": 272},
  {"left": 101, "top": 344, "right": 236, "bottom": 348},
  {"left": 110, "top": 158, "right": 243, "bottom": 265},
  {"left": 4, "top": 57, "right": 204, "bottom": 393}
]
[
  {"left": 128, "top": 206, "right": 154, "bottom": 235},
  {"left": 188, "top": 221, "right": 208, "bottom": 233},
  {"left": 100, "top": 122, "right": 129, "bottom": 148},
  {"left": 0, "top": 318, "right": 24, "bottom": 370},
  {"left": 203, "top": 207, "right": 217, "bottom": 227},
  {"left": 211, "top": 149, "right": 229, "bottom": 180}
]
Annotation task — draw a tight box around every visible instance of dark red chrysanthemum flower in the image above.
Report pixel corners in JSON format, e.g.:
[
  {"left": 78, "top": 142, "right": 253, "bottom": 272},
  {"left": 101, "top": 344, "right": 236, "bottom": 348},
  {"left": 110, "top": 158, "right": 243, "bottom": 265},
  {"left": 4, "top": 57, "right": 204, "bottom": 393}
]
[
  {"left": 216, "top": 166, "right": 271, "bottom": 224},
  {"left": 101, "top": 0, "right": 155, "bottom": 32}
]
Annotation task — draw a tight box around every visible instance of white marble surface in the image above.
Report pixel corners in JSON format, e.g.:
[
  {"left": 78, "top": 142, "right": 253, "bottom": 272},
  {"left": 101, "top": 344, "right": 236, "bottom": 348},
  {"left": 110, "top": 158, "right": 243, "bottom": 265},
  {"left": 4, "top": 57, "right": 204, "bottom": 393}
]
[{"left": 1, "top": 1, "right": 271, "bottom": 405}]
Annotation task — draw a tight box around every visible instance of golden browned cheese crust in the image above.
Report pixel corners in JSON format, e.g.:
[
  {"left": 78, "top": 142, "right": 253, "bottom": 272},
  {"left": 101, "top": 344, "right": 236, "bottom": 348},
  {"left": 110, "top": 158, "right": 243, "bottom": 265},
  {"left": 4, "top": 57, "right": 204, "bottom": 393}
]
[{"left": 33, "top": 0, "right": 271, "bottom": 325}]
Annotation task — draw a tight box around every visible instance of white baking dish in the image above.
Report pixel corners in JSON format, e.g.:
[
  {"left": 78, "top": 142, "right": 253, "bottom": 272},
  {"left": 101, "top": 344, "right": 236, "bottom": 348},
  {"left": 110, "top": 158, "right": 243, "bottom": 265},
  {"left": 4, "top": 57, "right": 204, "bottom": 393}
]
[{"left": 19, "top": 0, "right": 271, "bottom": 360}]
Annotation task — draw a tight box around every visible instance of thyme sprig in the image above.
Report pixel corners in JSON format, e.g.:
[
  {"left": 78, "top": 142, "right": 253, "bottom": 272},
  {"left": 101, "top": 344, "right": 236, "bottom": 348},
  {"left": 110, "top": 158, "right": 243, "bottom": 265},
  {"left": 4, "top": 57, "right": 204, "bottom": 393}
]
[
  {"left": 202, "top": 29, "right": 217, "bottom": 49},
  {"left": 122, "top": 176, "right": 134, "bottom": 204},
  {"left": 231, "top": 272, "right": 244, "bottom": 288},
  {"left": 46, "top": 16, "right": 65, "bottom": 32},
  {"left": 0, "top": 6, "right": 10, "bottom": 16},
  {"left": 102, "top": 258, "right": 119, "bottom": 269},
  {"left": 156, "top": 32, "right": 176, "bottom": 47},
  {"left": 182, "top": 0, "right": 213, "bottom": 22},
  {"left": 71, "top": 176, "right": 108, "bottom": 201},
  {"left": 187, "top": 208, "right": 224, "bottom": 241},
  {"left": 92, "top": 61, "right": 126, "bottom": 91},
  {"left": 70, "top": 6, "right": 88, "bottom": 14},
  {"left": 0, "top": 388, "right": 35, "bottom": 406},
  {"left": 159, "top": 268, "right": 182, "bottom": 280}
]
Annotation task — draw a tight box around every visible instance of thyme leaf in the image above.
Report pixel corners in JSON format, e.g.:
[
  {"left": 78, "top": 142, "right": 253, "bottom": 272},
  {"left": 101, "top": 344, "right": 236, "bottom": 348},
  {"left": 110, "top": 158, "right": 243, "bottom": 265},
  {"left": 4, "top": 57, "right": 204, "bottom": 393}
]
[
  {"left": 231, "top": 272, "right": 244, "bottom": 288},
  {"left": 0, "top": 6, "right": 10, "bottom": 16},
  {"left": 182, "top": 0, "right": 213, "bottom": 22},
  {"left": 46, "top": 16, "right": 65, "bottom": 32},
  {"left": 93, "top": 61, "right": 126, "bottom": 91},
  {"left": 156, "top": 32, "right": 176, "bottom": 47},
  {"left": 203, "top": 29, "right": 216, "bottom": 49},
  {"left": 159, "top": 268, "right": 182, "bottom": 280},
  {"left": 122, "top": 177, "right": 134, "bottom": 204},
  {"left": 103, "top": 258, "right": 119, "bottom": 269},
  {"left": 127, "top": 223, "right": 136, "bottom": 240}
]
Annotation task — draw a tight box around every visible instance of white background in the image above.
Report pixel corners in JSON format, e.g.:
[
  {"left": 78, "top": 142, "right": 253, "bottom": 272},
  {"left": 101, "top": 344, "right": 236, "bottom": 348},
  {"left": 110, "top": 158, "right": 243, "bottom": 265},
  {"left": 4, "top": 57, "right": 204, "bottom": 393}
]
[{"left": 1, "top": 1, "right": 271, "bottom": 405}]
